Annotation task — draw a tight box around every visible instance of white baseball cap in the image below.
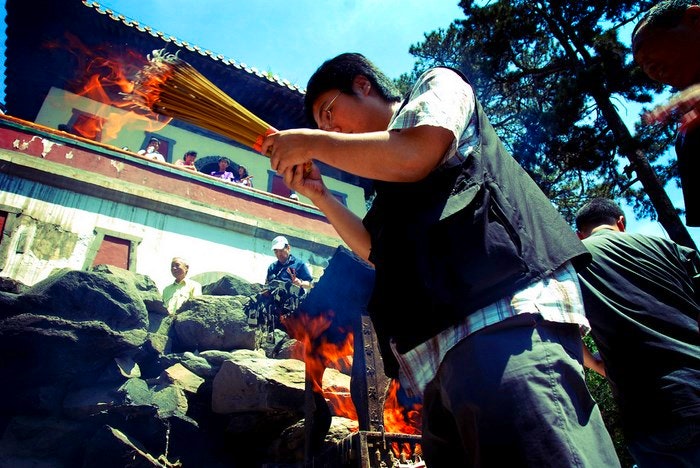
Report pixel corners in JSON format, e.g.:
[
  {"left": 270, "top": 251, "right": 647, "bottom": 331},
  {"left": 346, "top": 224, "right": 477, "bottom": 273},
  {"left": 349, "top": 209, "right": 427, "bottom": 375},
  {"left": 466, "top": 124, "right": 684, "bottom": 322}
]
[{"left": 271, "top": 235, "right": 289, "bottom": 250}]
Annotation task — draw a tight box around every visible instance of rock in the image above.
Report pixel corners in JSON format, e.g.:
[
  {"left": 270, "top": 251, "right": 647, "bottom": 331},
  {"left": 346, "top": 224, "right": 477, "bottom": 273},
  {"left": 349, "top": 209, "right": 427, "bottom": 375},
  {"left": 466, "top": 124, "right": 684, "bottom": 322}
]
[
  {"left": 0, "top": 314, "right": 147, "bottom": 414},
  {"left": 0, "top": 275, "right": 28, "bottom": 294},
  {"left": 62, "top": 377, "right": 155, "bottom": 420},
  {"left": 177, "top": 351, "right": 217, "bottom": 378},
  {"left": 82, "top": 425, "right": 167, "bottom": 467},
  {"left": 202, "top": 274, "right": 262, "bottom": 298},
  {"left": 172, "top": 296, "right": 255, "bottom": 352},
  {"left": 265, "top": 416, "right": 358, "bottom": 464},
  {"left": 0, "top": 265, "right": 383, "bottom": 467},
  {"left": 0, "top": 415, "right": 93, "bottom": 467},
  {"left": 92, "top": 264, "right": 166, "bottom": 316},
  {"left": 211, "top": 351, "right": 306, "bottom": 414},
  {"left": 157, "top": 363, "right": 205, "bottom": 394},
  {"left": 17, "top": 269, "right": 149, "bottom": 330}
]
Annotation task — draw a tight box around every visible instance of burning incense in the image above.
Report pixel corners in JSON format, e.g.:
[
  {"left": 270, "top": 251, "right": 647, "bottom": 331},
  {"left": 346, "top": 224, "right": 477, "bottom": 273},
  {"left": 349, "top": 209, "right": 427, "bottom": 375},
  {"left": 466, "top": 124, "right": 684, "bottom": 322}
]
[
  {"left": 127, "top": 49, "right": 274, "bottom": 152},
  {"left": 127, "top": 49, "right": 313, "bottom": 180}
]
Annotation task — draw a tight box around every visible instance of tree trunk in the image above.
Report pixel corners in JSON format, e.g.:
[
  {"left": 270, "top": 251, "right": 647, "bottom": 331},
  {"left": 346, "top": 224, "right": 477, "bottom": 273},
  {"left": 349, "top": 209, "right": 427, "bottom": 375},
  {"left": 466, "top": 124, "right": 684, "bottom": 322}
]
[{"left": 595, "top": 93, "right": 696, "bottom": 249}]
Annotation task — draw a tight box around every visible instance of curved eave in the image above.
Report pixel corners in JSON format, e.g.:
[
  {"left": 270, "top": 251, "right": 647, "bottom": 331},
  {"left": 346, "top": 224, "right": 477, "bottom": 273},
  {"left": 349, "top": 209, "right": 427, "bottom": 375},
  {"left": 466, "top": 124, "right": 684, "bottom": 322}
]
[{"left": 4, "top": 0, "right": 309, "bottom": 130}]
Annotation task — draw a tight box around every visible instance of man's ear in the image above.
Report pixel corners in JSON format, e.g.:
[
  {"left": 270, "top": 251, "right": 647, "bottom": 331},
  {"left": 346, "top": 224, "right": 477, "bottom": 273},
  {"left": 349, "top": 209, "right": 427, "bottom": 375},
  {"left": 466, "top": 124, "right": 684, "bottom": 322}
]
[
  {"left": 576, "top": 230, "right": 587, "bottom": 240},
  {"left": 683, "top": 5, "right": 700, "bottom": 29},
  {"left": 616, "top": 215, "right": 626, "bottom": 232},
  {"left": 353, "top": 75, "right": 372, "bottom": 96}
]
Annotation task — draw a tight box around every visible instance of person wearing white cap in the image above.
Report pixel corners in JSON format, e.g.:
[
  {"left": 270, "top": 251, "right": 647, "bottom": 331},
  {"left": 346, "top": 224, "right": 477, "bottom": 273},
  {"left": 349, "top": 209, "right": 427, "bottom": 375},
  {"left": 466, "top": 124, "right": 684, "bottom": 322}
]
[{"left": 266, "top": 235, "right": 313, "bottom": 289}]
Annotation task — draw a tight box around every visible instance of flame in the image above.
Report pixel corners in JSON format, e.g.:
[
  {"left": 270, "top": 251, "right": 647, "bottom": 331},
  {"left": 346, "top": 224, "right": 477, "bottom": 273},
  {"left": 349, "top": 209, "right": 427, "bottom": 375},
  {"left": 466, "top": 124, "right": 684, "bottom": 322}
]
[
  {"left": 384, "top": 379, "right": 423, "bottom": 459},
  {"left": 283, "top": 311, "right": 357, "bottom": 421},
  {"left": 46, "top": 33, "right": 169, "bottom": 142},
  {"left": 282, "top": 311, "right": 423, "bottom": 446}
]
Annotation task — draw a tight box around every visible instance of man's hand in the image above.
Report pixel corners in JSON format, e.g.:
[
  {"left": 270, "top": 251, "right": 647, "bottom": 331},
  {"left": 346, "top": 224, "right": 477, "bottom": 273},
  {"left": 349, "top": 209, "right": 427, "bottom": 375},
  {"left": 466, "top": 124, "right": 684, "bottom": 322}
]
[
  {"left": 644, "top": 83, "right": 700, "bottom": 132},
  {"left": 287, "top": 266, "right": 311, "bottom": 289},
  {"left": 261, "top": 128, "right": 324, "bottom": 174},
  {"left": 282, "top": 163, "right": 327, "bottom": 203}
]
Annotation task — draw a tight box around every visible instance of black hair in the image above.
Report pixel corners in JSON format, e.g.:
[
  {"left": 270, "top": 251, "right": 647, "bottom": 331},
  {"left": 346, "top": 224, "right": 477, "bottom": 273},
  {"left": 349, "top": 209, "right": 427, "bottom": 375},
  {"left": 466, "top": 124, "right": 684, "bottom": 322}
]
[
  {"left": 575, "top": 198, "right": 626, "bottom": 233},
  {"left": 218, "top": 157, "right": 230, "bottom": 164},
  {"left": 632, "top": 0, "right": 697, "bottom": 42},
  {"left": 304, "top": 53, "right": 402, "bottom": 127},
  {"left": 185, "top": 150, "right": 197, "bottom": 158}
]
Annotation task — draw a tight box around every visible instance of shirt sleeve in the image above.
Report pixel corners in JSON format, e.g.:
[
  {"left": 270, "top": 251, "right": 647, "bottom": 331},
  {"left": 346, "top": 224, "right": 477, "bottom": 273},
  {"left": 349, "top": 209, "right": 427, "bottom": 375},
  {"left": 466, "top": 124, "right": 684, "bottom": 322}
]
[
  {"left": 297, "top": 263, "right": 313, "bottom": 282},
  {"left": 389, "top": 67, "right": 477, "bottom": 165}
]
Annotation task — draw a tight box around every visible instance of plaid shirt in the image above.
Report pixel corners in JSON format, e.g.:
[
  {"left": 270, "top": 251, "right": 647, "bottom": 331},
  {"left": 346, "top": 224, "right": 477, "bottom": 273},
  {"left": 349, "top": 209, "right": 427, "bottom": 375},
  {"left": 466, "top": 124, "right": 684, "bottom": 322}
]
[
  {"left": 387, "top": 68, "right": 589, "bottom": 397},
  {"left": 392, "top": 262, "right": 590, "bottom": 397},
  {"left": 389, "top": 67, "right": 479, "bottom": 167}
]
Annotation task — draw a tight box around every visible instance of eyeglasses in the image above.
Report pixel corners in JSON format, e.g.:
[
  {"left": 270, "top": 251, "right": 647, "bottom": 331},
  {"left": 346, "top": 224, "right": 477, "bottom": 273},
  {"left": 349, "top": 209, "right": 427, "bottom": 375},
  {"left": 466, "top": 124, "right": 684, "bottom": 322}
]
[{"left": 320, "top": 91, "right": 341, "bottom": 130}]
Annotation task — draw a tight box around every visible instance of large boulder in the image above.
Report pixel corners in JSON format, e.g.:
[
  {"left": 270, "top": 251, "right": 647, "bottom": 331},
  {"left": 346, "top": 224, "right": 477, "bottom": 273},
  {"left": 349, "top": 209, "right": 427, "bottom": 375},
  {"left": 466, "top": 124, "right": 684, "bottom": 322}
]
[
  {"left": 172, "top": 296, "right": 256, "bottom": 352},
  {"left": 0, "top": 275, "right": 29, "bottom": 294},
  {"left": 0, "top": 314, "right": 147, "bottom": 414},
  {"left": 211, "top": 350, "right": 307, "bottom": 414},
  {"left": 202, "top": 274, "right": 262, "bottom": 298},
  {"left": 12, "top": 268, "right": 149, "bottom": 331},
  {"left": 92, "top": 264, "right": 167, "bottom": 316}
]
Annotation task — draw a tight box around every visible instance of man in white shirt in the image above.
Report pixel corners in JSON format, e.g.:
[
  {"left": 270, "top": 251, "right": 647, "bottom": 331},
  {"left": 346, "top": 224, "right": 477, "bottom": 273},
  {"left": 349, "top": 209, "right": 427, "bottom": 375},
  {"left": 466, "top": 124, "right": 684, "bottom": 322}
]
[{"left": 162, "top": 257, "right": 202, "bottom": 315}]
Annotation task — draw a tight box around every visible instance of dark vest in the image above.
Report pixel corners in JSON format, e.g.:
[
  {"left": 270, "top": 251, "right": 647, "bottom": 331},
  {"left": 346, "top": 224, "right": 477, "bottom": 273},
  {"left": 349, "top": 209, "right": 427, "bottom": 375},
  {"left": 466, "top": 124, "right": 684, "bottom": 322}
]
[{"left": 363, "top": 69, "right": 590, "bottom": 377}]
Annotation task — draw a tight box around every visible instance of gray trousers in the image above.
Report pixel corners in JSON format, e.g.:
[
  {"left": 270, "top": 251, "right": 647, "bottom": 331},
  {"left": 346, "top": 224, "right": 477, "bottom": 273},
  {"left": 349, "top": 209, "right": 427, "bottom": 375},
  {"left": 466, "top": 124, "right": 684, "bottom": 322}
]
[{"left": 421, "top": 313, "right": 621, "bottom": 467}]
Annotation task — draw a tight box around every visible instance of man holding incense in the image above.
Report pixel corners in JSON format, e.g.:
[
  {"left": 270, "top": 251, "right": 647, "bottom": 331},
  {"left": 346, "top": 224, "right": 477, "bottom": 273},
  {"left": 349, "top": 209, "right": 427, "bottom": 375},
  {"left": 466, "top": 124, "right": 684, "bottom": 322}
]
[{"left": 261, "top": 53, "right": 619, "bottom": 467}]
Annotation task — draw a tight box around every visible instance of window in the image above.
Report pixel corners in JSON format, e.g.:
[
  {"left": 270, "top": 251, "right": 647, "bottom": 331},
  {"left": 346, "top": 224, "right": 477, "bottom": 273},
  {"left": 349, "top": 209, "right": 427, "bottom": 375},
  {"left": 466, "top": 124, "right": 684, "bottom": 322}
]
[
  {"left": 328, "top": 189, "right": 348, "bottom": 207},
  {"left": 83, "top": 228, "right": 142, "bottom": 272},
  {"left": 268, "top": 172, "right": 293, "bottom": 198},
  {"left": 91, "top": 235, "right": 131, "bottom": 269},
  {"left": 0, "top": 207, "right": 21, "bottom": 272},
  {"left": 141, "top": 133, "right": 175, "bottom": 162},
  {"left": 65, "top": 110, "right": 106, "bottom": 141}
]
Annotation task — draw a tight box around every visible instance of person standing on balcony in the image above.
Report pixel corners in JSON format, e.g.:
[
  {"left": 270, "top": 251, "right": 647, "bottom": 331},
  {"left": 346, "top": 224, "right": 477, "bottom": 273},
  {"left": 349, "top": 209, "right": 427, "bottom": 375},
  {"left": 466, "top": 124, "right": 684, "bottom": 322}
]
[
  {"left": 137, "top": 137, "right": 165, "bottom": 163},
  {"left": 175, "top": 150, "right": 198, "bottom": 171},
  {"left": 210, "top": 157, "right": 235, "bottom": 182},
  {"left": 233, "top": 165, "right": 253, "bottom": 187}
]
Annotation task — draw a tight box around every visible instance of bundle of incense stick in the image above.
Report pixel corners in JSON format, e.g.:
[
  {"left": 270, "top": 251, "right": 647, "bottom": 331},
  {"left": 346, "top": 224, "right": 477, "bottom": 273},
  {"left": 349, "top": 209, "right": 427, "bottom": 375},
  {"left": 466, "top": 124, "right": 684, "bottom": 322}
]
[{"left": 127, "top": 50, "right": 311, "bottom": 177}]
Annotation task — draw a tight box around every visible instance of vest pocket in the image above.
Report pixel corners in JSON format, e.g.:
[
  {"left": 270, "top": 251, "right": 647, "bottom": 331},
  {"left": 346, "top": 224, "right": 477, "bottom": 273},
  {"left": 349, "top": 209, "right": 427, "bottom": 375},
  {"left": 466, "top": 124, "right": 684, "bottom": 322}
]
[{"left": 427, "top": 184, "right": 528, "bottom": 309}]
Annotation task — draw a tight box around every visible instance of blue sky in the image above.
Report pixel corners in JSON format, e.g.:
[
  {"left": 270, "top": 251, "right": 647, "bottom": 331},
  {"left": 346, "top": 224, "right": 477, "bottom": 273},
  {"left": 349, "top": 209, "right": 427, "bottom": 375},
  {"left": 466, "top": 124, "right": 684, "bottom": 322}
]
[
  {"left": 97, "top": 0, "right": 466, "bottom": 88},
  {"left": 0, "top": 0, "right": 698, "bottom": 244}
]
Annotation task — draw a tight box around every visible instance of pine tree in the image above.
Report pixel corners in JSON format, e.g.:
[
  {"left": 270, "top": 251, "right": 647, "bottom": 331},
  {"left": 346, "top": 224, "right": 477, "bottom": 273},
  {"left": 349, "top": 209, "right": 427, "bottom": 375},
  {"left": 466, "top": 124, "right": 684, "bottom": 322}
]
[{"left": 402, "top": 0, "right": 695, "bottom": 248}]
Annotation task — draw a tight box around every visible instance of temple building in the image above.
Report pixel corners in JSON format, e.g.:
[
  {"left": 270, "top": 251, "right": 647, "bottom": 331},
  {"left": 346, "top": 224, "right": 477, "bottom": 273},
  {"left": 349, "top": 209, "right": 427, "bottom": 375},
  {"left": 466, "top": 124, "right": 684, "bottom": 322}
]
[{"left": 0, "top": 0, "right": 370, "bottom": 290}]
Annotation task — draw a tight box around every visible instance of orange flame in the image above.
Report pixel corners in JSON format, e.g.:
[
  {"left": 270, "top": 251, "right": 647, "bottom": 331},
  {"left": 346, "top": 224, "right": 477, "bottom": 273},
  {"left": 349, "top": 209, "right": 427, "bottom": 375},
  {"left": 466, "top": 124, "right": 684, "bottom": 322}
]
[
  {"left": 384, "top": 379, "right": 423, "bottom": 458},
  {"left": 282, "top": 311, "right": 423, "bottom": 444},
  {"left": 46, "top": 33, "right": 169, "bottom": 142},
  {"left": 283, "top": 311, "right": 357, "bottom": 422}
]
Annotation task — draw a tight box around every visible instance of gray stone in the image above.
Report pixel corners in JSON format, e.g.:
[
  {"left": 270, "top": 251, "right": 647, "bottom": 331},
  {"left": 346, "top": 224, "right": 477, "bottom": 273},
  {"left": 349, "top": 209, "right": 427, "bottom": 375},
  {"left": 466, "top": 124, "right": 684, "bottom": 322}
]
[
  {"left": 18, "top": 269, "right": 149, "bottom": 331},
  {"left": 172, "top": 296, "right": 255, "bottom": 351},
  {"left": 82, "top": 425, "right": 165, "bottom": 467},
  {"left": 91, "top": 264, "right": 166, "bottom": 315},
  {"left": 0, "top": 276, "right": 28, "bottom": 294},
  {"left": 211, "top": 352, "right": 306, "bottom": 414},
  {"left": 0, "top": 415, "right": 92, "bottom": 467},
  {"left": 202, "top": 274, "right": 262, "bottom": 297}
]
